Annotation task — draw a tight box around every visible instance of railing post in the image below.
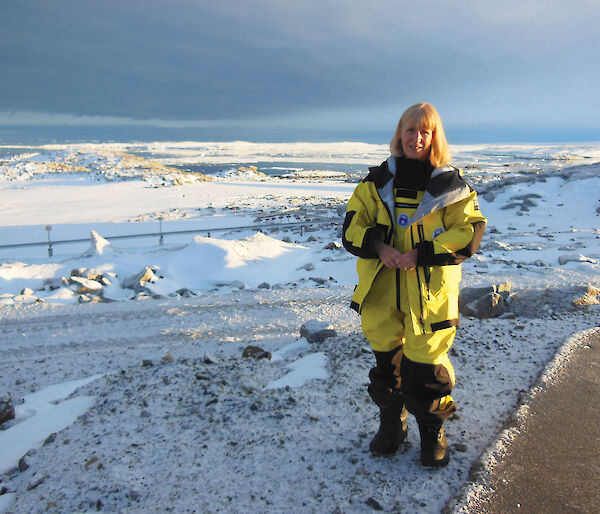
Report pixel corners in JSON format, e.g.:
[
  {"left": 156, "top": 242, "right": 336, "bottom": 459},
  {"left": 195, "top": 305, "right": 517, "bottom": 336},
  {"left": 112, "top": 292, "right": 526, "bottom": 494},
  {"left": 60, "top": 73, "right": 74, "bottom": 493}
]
[{"left": 45, "top": 225, "right": 53, "bottom": 257}]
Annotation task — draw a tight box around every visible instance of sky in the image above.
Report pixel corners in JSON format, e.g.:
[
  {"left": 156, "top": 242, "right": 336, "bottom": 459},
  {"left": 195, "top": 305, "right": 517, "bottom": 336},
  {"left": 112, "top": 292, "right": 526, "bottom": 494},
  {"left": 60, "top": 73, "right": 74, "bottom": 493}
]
[{"left": 1, "top": 0, "right": 600, "bottom": 144}]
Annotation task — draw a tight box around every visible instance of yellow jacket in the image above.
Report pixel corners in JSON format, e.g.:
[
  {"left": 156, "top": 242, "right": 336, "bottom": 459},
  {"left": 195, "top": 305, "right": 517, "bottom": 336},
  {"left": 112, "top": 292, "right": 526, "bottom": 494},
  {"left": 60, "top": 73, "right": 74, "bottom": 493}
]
[{"left": 343, "top": 156, "right": 487, "bottom": 335}]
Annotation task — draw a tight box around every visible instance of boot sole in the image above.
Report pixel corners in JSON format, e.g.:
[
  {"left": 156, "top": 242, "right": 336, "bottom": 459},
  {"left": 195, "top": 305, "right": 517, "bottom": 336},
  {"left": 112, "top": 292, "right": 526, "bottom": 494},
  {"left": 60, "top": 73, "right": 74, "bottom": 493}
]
[
  {"left": 420, "top": 454, "right": 450, "bottom": 468},
  {"left": 369, "top": 431, "right": 408, "bottom": 455}
]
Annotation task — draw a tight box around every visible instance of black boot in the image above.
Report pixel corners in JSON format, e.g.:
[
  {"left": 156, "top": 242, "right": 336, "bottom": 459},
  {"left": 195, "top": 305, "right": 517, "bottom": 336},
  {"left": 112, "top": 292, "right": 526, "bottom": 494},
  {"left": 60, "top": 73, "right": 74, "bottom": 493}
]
[
  {"left": 418, "top": 423, "right": 449, "bottom": 467},
  {"left": 369, "top": 405, "right": 408, "bottom": 455}
]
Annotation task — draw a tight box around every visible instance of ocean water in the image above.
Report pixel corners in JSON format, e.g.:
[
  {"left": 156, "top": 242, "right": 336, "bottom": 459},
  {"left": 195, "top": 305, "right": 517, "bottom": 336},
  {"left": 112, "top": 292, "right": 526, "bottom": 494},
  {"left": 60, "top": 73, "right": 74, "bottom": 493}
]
[{"left": 1, "top": 140, "right": 600, "bottom": 185}]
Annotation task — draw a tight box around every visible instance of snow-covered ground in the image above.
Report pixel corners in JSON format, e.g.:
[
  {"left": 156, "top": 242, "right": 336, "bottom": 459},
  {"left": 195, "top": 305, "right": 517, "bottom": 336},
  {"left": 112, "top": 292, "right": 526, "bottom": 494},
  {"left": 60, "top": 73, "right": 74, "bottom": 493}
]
[{"left": 0, "top": 141, "right": 599, "bottom": 513}]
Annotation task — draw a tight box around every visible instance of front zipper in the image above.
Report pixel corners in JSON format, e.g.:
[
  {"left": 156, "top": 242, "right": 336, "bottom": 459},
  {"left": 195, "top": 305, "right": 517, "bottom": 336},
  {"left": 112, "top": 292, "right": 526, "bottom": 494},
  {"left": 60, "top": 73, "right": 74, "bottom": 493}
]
[
  {"left": 410, "top": 226, "right": 425, "bottom": 328},
  {"left": 395, "top": 268, "right": 401, "bottom": 311},
  {"left": 417, "top": 224, "right": 431, "bottom": 300}
]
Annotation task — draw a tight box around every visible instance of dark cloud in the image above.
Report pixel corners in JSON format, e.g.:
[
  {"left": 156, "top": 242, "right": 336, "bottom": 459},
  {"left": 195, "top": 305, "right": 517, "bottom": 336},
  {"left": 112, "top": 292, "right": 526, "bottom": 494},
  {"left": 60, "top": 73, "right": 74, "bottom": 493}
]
[{"left": 1, "top": 0, "right": 600, "bottom": 137}]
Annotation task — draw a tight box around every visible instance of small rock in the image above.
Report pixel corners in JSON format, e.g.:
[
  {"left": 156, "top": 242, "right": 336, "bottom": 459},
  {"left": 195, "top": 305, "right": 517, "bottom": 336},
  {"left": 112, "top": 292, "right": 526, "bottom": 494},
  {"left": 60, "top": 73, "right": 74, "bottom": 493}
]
[
  {"left": 141, "top": 410, "right": 151, "bottom": 418},
  {"left": 27, "top": 472, "right": 48, "bottom": 490},
  {"left": 242, "top": 345, "right": 272, "bottom": 360},
  {"left": 299, "top": 263, "right": 315, "bottom": 271},
  {"left": 323, "top": 241, "right": 342, "bottom": 250},
  {"left": 309, "top": 276, "right": 327, "bottom": 285},
  {"left": 0, "top": 393, "right": 15, "bottom": 425},
  {"left": 366, "top": 497, "right": 384, "bottom": 511},
  {"left": 300, "top": 320, "right": 337, "bottom": 343},
  {"left": 162, "top": 351, "right": 174, "bottom": 362},
  {"left": 85, "top": 456, "right": 99, "bottom": 470},
  {"left": 175, "top": 288, "right": 196, "bottom": 297},
  {"left": 453, "top": 442, "right": 468, "bottom": 452},
  {"left": 126, "top": 489, "right": 141, "bottom": 501},
  {"left": 141, "top": 359, "right": 154, "bottom": 367},
  {"left": 18, "top": 455, "right": 30, "bottom": 472},
  {"left": 258, "top": 282, "right": 271, "bottom": 289},
  {"left": 43, "top": 433, "right": 57, "bottom": 446}
]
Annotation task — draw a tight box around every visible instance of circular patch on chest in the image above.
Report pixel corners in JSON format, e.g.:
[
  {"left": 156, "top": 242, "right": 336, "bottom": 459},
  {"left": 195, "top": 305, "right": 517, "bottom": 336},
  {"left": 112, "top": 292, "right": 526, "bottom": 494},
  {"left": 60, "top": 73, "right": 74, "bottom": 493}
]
[{"left": 397, "top": 214, "right": 410, "bottom": 227}]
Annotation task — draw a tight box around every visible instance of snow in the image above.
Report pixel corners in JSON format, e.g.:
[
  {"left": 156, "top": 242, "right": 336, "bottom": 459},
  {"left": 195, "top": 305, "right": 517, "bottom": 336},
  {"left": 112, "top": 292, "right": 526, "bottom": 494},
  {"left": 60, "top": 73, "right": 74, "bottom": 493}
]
[
  {"left": 0, "top": 375, "right": 102, "bottom": 475},
  {"left": 265, "top": 352, "right": 329, "bottom": 389},
  {"left": 0, "top": 140, "right": 599, "bottom": 513}
]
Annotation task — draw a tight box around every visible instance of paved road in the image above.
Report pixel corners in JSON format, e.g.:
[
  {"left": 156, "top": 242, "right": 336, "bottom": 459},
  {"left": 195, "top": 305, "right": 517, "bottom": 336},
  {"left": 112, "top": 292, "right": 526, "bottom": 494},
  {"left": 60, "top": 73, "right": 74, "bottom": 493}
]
[{"left": 461, "top": 328, "right": 600, "bottom": 513}]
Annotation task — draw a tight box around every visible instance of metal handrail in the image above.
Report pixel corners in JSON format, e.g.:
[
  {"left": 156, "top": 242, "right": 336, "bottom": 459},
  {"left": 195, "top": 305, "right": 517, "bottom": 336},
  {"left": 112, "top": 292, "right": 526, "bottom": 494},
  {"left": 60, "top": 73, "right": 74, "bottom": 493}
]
[{"left": 0, "top": 216, "right": 341, "bottom": 254}]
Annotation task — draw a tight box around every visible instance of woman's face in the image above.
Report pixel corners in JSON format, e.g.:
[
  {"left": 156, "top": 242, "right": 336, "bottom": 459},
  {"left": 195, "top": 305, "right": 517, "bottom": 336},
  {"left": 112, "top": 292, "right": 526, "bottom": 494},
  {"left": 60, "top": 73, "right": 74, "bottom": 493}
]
[{"left": 400, "top": 124, "right": 433, "bottom": 161}]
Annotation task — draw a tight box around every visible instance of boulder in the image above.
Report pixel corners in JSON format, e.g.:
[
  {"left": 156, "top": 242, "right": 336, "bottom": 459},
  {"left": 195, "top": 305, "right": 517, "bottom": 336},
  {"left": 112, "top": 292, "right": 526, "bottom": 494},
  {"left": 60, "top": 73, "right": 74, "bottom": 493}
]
[
  {"left": 44, "top": 277, "right": 70, "bottom": 290},
  {"left": 558, "top": 253, "right": 599, "bottom": 265},
  {"left": 69, "top": 275, "right": 104, "bottom": 295},
  {"left": 122, "top": 267, "right": 158, "bottom": 291},
  {"left": 462, "top": 292, "right": 506, "bottom": 319},
  {"left": 572, "top": 286, "right": 600, "bottom": 307},
  {"left": 300, "top": 320, "right": 337, "bottom": 343},
  {"left": 459, "top": 282, "right": 511, "bottom": 309},
  {"left": 0, "top": 393, "right": 15, "bottom": 425},
  {"left": 460, "top": 282, "right": 511, "bottom": 319}
]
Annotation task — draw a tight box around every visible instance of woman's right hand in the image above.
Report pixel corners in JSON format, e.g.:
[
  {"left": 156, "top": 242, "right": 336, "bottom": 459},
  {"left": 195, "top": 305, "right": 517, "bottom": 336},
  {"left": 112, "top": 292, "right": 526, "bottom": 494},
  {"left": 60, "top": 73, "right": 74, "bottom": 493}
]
[
  {"left": 377, "top": 243, "right": 404, "bottom": 269},
  {"left": 376, "top": 243, "right": 417, "bottom": 271}
]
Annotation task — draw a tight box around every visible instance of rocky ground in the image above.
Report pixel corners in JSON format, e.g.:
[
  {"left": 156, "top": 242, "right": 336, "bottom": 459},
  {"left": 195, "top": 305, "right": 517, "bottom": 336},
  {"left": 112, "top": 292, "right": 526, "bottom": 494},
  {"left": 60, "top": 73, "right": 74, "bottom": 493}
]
[{"left": 1, "top": 282, "right": 598, "bottom": 513}]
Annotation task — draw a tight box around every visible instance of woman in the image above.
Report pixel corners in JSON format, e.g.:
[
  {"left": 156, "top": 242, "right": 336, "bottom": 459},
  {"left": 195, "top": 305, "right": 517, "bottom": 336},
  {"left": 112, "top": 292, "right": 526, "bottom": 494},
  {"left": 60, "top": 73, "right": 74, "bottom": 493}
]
[{"left": 342, "top": 103, "right": 486, "bottom": 467}]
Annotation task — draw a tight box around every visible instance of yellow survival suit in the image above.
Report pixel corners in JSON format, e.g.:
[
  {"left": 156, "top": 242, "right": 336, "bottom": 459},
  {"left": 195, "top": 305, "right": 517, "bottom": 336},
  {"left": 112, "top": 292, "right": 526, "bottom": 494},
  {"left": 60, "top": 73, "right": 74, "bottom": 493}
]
[{"left": 343, "top": 155, "right": 486, "bottom": 445}]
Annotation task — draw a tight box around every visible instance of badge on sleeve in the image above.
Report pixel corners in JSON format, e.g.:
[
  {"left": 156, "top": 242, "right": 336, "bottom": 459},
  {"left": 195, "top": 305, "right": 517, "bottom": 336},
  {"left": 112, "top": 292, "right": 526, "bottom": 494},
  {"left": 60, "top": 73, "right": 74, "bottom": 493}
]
[{"left": 433, "top": 227, "right": 445, "bottom": 239}]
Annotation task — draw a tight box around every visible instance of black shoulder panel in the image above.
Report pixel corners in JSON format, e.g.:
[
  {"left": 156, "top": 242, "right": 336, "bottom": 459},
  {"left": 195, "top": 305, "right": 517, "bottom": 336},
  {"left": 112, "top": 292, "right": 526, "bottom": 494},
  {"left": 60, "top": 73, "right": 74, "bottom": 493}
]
[
  {"left": 428, "top": 168, "right": 467, "bottom": 198},
  {"left": 363, "top": 160, "right": 393, "bottom": 189}
]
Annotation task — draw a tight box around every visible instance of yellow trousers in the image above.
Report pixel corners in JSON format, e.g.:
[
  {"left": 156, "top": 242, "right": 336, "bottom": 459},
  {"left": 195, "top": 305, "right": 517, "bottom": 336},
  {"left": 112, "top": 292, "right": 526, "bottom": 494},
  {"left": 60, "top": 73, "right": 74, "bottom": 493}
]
[{"left": 361, "top": 267, "right": 457, "bottom": 423}]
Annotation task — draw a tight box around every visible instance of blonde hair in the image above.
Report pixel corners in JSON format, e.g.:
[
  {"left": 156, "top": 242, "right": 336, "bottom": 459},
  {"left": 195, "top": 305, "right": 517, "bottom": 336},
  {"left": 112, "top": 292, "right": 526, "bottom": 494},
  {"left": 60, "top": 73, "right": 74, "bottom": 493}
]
[{"left": 389, "top": 103, "right": 451, "bottom": 168}]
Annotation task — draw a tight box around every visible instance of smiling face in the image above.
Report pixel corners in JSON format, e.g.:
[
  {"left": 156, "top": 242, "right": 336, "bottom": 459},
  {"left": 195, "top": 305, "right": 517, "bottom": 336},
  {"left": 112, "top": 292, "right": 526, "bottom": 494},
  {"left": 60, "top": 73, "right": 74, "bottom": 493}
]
[{"left": 400, "top": 124, "right": 433, "bottom": 161}]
